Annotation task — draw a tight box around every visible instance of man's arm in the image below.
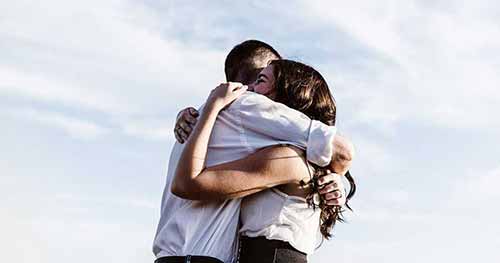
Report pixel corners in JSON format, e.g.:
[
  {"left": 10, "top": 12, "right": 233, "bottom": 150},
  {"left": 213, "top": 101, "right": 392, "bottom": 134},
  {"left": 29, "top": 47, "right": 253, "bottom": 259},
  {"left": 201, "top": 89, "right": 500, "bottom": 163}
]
[
  {"left": 173, "top": 144, "right": 349, "bottom": 201},
  {"left": 172, "top": 92, "right": 353, "bottom": 202},
  {"left": 229, "top": 92, "right": 349, "bottom": 169},
  {"left": 330, "top": 134, "right": 355, "bottom": 175},
  {"left": 173, "top": 94, "right": 353, "bottom": 171}
]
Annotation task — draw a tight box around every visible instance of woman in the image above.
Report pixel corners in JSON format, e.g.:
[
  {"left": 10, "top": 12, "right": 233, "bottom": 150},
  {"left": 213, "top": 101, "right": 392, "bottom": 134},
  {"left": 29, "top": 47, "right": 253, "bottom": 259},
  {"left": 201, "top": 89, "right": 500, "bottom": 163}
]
[{"left": 173, "top": 59, "right": 355, "bottom": 262}]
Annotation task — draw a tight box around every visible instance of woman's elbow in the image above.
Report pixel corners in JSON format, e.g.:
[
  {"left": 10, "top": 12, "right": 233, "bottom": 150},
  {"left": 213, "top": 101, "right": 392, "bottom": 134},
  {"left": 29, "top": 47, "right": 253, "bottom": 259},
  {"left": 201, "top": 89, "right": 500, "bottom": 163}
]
[
  {"left": 171, "top": 181, "right": 188, "bottom": 199},
  {"left": 170, "top": 180, "right": 204, "bottom": 200}
]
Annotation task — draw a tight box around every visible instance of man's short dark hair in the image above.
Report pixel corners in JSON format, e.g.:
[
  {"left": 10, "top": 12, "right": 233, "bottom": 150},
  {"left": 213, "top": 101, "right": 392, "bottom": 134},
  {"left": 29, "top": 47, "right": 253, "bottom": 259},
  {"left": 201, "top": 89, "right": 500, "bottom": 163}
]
[{"left": 224, "top": 40, "right": 282, "bottom": 84}]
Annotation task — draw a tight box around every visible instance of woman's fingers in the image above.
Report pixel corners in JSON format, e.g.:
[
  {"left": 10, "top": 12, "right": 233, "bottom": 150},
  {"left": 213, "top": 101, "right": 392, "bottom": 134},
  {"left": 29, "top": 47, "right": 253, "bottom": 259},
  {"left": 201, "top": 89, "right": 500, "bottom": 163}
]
[
  {"left": 209, "top": 82, "right": 247, "bottom": 109},
  {"left": 231, "top": 84, "right": 248, "bottom": 98}
]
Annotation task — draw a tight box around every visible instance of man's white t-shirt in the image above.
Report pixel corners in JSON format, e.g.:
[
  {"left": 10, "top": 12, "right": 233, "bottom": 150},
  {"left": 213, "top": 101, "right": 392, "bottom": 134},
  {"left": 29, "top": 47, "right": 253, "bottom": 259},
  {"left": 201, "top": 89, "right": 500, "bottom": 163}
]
[{"left": 153, "top": 92, "right": 336, "bottom": 262}]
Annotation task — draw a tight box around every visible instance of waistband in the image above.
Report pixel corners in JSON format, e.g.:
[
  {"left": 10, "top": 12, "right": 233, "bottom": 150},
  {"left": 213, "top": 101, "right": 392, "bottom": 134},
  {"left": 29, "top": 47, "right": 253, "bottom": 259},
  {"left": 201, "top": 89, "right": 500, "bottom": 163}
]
[
  {"left": 155, "top": 255, "right": 223, "bottom": 263},
  {"left": 238, "top": 236, "right": 307, "bottom": 263},
  {"left": 239, "top": 236, "right": 305, "bottom": 254}
]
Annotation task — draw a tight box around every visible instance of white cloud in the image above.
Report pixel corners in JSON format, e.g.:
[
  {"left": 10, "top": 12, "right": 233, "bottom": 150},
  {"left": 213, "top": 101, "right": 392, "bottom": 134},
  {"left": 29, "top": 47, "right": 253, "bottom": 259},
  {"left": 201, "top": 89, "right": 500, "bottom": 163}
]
[
  {"left": 1, "top": 0, "right": 224, "bottom": 116},
  {"left": 300, "top": 0, "right": 500, "bottom": 130},
  {"left": 121, "top": 117, "right": 177, "bottom": 141},
  {"left": 1, "top": 1, "right": 499, "bottom": 263},
  {"left": 0, "top": 66, "right": 130, "bottom": 114},
  {"left": 11, "top": 107, "right": 110, "bottom": 140},
  {"left": 451, "top": 165, "right": 500, "bottom": 207}
]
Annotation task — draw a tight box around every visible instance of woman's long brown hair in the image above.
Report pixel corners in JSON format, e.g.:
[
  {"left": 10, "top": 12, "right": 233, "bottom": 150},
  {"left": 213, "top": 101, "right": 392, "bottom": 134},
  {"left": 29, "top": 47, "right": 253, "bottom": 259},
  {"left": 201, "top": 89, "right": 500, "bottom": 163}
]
[{"left": 270, "top": 59, "right": 356, "bottom": 239}]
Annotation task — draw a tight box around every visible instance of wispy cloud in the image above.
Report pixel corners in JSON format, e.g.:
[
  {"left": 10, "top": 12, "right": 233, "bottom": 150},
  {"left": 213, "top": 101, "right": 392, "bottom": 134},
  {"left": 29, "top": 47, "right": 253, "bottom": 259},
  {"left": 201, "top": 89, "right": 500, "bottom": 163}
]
[
  {"left": 121, "top": 117, "right": 177, "bottom": 141},
  {"left": 1, "top": 1, "right": 499, "bottom": 263},
  {"left": 300, "top": 0, "right": 500, "bottom": 130},
  {"left": 11, "top": 107, "right": 110, "bottom": 140}
]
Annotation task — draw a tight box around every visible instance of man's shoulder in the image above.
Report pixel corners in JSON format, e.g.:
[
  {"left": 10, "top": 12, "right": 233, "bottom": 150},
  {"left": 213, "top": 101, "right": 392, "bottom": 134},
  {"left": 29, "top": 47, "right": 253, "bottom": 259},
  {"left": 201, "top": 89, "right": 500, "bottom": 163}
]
[{"left": 228, "top": 91, "right": 274, "bottom": 111}]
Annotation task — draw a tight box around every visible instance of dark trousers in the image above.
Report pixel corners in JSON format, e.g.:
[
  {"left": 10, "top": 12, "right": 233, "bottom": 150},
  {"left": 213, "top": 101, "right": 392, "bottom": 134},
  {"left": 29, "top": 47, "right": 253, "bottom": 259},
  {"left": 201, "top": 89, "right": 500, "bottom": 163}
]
[
  {"left": 155, "top": 255, "right": 223, "bottom": 263},
  {"left": 237, "top": 236, "right": 307, "bottom": 263}
]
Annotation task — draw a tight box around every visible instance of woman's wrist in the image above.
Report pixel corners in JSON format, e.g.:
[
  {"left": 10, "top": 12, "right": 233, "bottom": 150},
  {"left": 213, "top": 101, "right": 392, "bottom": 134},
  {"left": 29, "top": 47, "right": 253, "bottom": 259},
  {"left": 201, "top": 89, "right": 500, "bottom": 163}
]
[{"left": 205, "top": 99, "right": 224, "bottom": 113}]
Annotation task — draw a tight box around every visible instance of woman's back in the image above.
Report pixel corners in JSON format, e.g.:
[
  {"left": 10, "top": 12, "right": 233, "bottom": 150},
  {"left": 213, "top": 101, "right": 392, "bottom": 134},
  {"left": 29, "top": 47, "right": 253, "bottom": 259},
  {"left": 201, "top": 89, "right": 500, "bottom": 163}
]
[{"left": 238, "top": 146, "right": 321, "bottom": 257}]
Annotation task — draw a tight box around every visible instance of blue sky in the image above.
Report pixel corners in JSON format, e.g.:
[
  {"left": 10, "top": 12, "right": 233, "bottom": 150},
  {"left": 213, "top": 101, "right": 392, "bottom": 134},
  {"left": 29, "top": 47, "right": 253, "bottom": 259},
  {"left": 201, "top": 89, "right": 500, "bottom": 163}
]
[{"left": 1, "top": 1, "right": 500, "bottom": 262}]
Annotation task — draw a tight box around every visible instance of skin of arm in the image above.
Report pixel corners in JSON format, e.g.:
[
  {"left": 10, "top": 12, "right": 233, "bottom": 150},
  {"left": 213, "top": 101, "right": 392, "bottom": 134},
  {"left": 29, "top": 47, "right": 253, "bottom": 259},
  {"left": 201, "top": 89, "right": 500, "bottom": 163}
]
[
  {"left": 171, "top": 83, "right": 352, "bottom": 200},
  {"left": 172, "top": 145, "right": 311, "bottom": 200},
  {"left": 329, "top": 134, "right": 355, "bottom": 176},
  {"left": 174, "top": 104, "right": 355, "bottom": 177}
]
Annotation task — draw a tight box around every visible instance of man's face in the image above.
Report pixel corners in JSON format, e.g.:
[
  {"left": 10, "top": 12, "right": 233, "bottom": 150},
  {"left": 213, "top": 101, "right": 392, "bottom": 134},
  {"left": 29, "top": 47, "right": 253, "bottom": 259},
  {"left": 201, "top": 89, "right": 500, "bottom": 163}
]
[
  {"left": 248, "top": 65, "right": 275, "bottom": 99},
  {"left": 244, "top": 55, "right": 276, "bottom": 85}
]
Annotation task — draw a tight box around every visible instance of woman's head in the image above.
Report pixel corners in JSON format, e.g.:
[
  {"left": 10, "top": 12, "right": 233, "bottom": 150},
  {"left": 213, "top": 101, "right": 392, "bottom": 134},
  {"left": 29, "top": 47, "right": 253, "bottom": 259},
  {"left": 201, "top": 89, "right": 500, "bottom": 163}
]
[
  {"left": 252, "top": 59, "right": 355, "bottom": 239},
  {"left": 250, "top": 59, "right": 336, "bottom": 126},
  {"left": 249, "top": 64, "right": 276, "bottom": 97}
]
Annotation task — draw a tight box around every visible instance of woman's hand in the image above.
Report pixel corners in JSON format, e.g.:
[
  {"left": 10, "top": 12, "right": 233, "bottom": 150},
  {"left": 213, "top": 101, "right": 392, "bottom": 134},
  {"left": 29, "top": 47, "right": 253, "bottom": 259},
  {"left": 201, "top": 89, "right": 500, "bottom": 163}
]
[{"left": 207, "top": 82, "right": 248, "bottom": 111}]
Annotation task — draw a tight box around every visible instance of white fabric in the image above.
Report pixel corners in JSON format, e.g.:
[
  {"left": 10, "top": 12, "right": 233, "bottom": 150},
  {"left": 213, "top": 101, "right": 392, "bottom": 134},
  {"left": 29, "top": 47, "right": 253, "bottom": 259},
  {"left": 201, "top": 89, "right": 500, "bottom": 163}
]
[
  {"left": 152, "top": 92, "right": 336, "bottom": 262},
  {"left": 239, "top": 188, "right": 321, "bottom": 254}
]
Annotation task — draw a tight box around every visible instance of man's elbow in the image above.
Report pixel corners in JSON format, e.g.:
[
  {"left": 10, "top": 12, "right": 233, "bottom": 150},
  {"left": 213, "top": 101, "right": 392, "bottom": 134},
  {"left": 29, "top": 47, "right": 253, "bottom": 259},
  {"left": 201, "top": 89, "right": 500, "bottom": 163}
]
[
  {"left": 342, "top": 139, "right": 355, "bottom": 162},
  {"left": 330, "top": 135, "right": 355, "bottom": 173}
]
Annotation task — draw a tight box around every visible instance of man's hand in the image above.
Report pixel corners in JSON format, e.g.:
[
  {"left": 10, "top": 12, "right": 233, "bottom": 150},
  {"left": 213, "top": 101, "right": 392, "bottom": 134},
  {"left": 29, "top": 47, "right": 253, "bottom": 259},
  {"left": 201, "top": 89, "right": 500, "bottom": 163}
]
[
  {"left": 174, "top": 107, "right": 199, "bottom": 143},
  {"left": 318, "top": 173, "right": 346, "bottom": 206}
]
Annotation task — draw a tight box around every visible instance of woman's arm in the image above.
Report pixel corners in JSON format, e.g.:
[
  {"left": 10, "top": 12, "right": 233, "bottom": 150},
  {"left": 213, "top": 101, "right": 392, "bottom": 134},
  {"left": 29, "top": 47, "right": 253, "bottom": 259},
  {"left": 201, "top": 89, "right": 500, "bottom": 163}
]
[
  {"left": 171, "top": 82, "right": 353, "bottom": 201},
  {"left": 171, "top": 82, "right": 248, "bottom": 197},
  {"left": 172, "top": 144, "right": 311, "bottom": 200},
  {"left": 171, "top": 82, "right": 311, "bottom": 200}
]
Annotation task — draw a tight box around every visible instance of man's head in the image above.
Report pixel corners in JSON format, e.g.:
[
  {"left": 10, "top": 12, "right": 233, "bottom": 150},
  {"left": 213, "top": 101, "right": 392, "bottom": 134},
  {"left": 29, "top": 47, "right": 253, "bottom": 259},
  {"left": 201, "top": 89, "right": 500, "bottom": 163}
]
[{"left": 224, "top": 40, "right": 281, "bottom": 85}]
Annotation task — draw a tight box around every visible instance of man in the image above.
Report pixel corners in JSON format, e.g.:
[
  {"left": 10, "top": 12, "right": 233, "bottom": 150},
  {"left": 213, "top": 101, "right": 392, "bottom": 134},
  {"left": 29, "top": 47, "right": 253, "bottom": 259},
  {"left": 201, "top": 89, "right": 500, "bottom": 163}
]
[{"left": 153, "top": 40, "right": 353, "bottom": 263}]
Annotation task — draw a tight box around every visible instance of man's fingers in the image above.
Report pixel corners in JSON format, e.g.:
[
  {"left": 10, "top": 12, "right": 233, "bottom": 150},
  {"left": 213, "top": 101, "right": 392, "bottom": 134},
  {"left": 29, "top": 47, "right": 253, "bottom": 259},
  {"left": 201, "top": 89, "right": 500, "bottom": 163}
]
[
  {"left": 188, "top": 107, "right": 199, "bottom": 117},
  {"left": 318, "top": 173, "right": 341, "bottom": 185},
  {"left": 174, "top": 107, "right": 198, "bottom": 143},
  {"left": 318, "top": 183, "right": 339, "bottom": 194},
  {"left": 323, "top": 190, "right": 342, "bottom": 201},
  {"left": 325, "top": 199, "right": 342, "bottom": 206},
  {"left": 322, "top": 187, "right": 347, "bottom": 206},
  {"left": 178, "top": 129, "right": 188, "bottom": 141},
  {"left": 184, "top": 112, "right": 198, "bottom": 125},
  {"left": 179, "top": 121, "right": 191, "bottom": 133},
  {"left": 183, "top": 125, "right": 193, "bottom": 135},
  {"left": 174, "top": 130, "right": 184, "bottom": 144}
]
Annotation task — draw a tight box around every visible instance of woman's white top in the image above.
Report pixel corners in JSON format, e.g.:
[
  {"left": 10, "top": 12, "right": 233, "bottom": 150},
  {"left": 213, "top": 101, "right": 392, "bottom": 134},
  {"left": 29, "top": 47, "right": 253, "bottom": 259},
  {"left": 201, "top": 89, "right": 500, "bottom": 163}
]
[{"left": 239, "top": 188, "right": 321, "bottom": 254}]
